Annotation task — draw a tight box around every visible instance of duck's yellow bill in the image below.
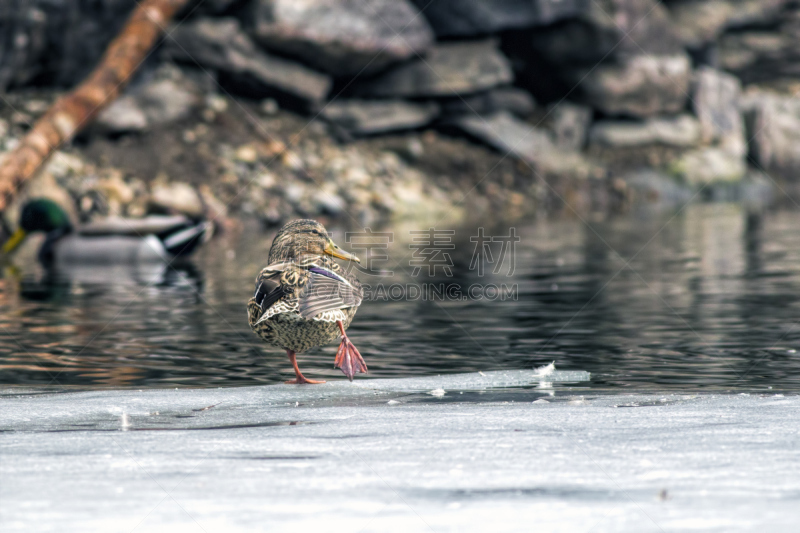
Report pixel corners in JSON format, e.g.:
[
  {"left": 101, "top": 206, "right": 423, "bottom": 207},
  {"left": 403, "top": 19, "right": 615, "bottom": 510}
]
[
  {"left": 2, "top": 228, "right": 27, "bottom": 254},
  {"left": 324, "top": 240, "right": 360, "bottom": 263}
]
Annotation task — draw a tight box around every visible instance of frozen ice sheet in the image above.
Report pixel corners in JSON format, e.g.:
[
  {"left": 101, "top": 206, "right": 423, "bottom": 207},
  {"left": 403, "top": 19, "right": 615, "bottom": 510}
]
[
  {"left": 350, "top": 368, "right": 591, "bottom": 391},
  {"left": 1, "top": 374, "right": 798, "bottom": 532}
]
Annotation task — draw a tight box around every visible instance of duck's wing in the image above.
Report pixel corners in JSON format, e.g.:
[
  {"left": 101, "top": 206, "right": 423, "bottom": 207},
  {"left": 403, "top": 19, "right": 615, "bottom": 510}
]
[
  {"left": 78, "top": 216, "right": 192, "bottom": 236},
  {"left": 78, "top": 216, "right": 211, "bottom": 258},
  {"left": 159, "top": 220, "right": 212, "bottom": 257},
  {"left": 251, "top": 262, "right": 294, "bottom": 322},
  {"left": 297, "top": 265, "right": 363, "bottom": 319}
]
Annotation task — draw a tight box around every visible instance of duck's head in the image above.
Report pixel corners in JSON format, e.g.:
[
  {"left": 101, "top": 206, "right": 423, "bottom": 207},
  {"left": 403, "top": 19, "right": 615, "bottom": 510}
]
[
  {"left": 2, "top": 198, "right": 73, "bottom": 254},
  {"left": 268, "top": 219, "right": 360, "bottom": 264}
]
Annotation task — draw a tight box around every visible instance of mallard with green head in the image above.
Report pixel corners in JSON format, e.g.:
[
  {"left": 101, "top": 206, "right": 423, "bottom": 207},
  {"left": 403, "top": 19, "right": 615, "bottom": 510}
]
[
  {"left": 2, "top": 198, "right": 210, "bottom": 264},
  {"left": 247, "top": 219, "right": 366, "bottom": 384}
]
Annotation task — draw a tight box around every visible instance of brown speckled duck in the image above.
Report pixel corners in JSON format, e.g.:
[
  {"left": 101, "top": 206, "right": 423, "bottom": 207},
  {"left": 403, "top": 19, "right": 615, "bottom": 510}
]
[{"left": 247, "top": 219, "right": 366, "bottom": 384}]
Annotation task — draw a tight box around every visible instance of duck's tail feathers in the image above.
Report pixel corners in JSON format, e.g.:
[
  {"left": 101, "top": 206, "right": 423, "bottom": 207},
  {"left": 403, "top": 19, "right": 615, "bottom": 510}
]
[{"left": 160, "top": 221, "right": 212, "bottom": 257}]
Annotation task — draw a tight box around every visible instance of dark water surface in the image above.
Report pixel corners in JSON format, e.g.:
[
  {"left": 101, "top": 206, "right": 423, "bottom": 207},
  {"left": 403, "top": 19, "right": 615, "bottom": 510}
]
[{"left": 3, "top": 204, "right": 800, "bottom": 391}]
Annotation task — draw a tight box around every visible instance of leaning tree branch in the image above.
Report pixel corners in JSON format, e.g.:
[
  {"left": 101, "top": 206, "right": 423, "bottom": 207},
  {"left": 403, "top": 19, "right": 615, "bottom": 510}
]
[{"left": 0, "top": 0, "right": 191, "bottom": 212}]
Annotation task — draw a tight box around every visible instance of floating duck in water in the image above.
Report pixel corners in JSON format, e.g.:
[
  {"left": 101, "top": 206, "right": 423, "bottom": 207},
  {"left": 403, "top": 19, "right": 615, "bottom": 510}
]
[
  {"left": 2, "top": 198, "right": 211, "bottom": 264},
  {"left": 247, "top": 219, "right": 366, "bottom": 384}
]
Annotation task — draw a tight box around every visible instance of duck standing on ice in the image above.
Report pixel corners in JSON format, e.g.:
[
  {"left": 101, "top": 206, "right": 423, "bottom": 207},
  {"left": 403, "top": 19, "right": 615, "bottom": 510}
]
[{"left": 247, "top": 220, "right": 366, "bottom": 384}]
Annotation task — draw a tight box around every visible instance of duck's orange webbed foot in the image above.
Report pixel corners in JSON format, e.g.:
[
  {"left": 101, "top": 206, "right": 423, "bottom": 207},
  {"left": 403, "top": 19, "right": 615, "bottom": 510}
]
[
  {"left": 334, "top": 320, "right": 367, "bottom": 382},
  {"left": 286, "top": 350, "right": 326, "bottom": 385}
]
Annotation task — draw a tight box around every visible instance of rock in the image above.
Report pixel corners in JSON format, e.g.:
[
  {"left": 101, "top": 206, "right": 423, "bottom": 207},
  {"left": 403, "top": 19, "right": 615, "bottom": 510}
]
[
  {"left": 321, "top": 100, "right": 438, "bottom": 135},
  {"left": 409, "top": 0, "right": 586, "bottom": 37},
  {"left": 150, "top": 181, "right": 204, "bottom": 217},
  {"left": 249, "top": 0, "right": 434, "bottom": 76},
  {"left": 10, "top": 111, "right": 32, "bottom": 127},
  {"left": 622, "top": 170, "right": 693, "bottom": 208},
  {"left": 198, "top": 184, "right": 229, "bottom": 231},
  {"left": 717, "top": 12, "right": 800, "bottom": 84},
  {"left": 182, "top": 129, "right": 197, "bottom": 144},
  {"left": 531, "top": 0, "right": 683, "bottom": 64},
  {"left": 194, "top": 0, "right": 242, "bottom": 14},
  {"left": 235, "top": 144, "right": 260, "bottom": 164},
  {"left": 96, "top": 97, "right": 149, "bottom": 132},
  {"left": 44, "top": 151, "right": 86, "bottom": 180},
  {"left": 96, "top": 70, "right": 201, "bottom": 134},
  {"left": 312, "top": 187, "right": 347, "bottom": 215},
  {"left": 452, "top": 111, "right": 597, "bottom": 178},
  {"left": 718, "top": 32, "right": 789, "bottom": 84},
  {"left": 550, "top": 103, "right": 592, "bottom": 151},
  {"left": 359, "top": 40, "right": 513, "bottom": 98},
  {"left": 440, "top": 87, "right": 536, "bottom": 118},
  {"left": 668, "top": 0, "right": 789, "bottom": 48},
  {"left": 133, "top": 67, "right": 201, "bottom": 126},
  {"left": 691, "top": 67, "right": 745, "bottom": 157},
  {"left": 23, "top": 99, "right": 49, "bottom": 114},
  {"left": 164, "top": 18, "right": 331, "bottom": 104},
  {"left": 577, "top": 54, "right": 691, "bottom": 118},
  {"left": 260, "top": 98, "right": 279, "bottom": 115},
  {"left": 670, "top": 147, "right": 746, "bottom": 186},
  {"left": 93, "top": 171, "right": 135, "bottom": 215},
  {"left": 206, "top": 94, "right": 229, "bottom": 114},
  {"left": 404, "top": 138, "right": 425, "bottom": 160},
  {"left": 0, "top": 1, "right": 134, "bottom": 90},
  {"left": 0, "top": 5, "right": 47, "bottom": 90},
  {"left": 97, "top": 172, "right": 135, "bottom": 205},
  {"left": 743, "top": 91, "right": 800, "bottom": 175},
  {"left": 589, "top": 115, "right": 701, "bottom": 148}
]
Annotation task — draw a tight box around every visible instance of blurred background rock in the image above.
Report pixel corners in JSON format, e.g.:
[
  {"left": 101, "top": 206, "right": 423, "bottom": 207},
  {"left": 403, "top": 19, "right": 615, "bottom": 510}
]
[{"left": 2, "top": 0, "right": 799, "bottom": 227}]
